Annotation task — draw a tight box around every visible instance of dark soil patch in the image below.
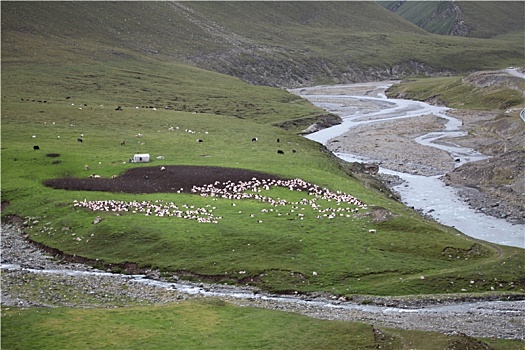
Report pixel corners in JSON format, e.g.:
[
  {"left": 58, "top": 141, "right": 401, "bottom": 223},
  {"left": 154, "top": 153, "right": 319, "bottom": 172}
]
[{"left": 44, "top": 165, "right": 286, "bottom": 194}]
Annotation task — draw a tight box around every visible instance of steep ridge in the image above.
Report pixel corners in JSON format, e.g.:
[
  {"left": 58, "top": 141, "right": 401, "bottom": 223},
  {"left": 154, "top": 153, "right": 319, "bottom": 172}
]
[{"left": 379, "top": 1, "right": 525, "bottom": 38}]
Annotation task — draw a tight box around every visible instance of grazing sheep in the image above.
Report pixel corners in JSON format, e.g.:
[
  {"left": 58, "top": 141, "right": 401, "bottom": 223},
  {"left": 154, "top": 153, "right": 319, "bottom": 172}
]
[
  {"left": 111, "top": 175, "right": 118, "bottom": 179},
  {"left": 160, "top": 166, "right": 166, "bottom": 171},
  {"left": 115, "top": 106, "right": 123, "bottom": 111},
  {"left": 89, "top": 174, "right": 101, "bottom": 179},
  {"left": 277, "top": 150, "right": 284, "bottom": 154},
  {"left": 84, "top": 165, "right": 89, "bottom": 171},
  {"left": 368, "top": 229, "right": 377, "bottom": 234},
  {"left": 33, "top": 145, "right": 40, "bottom": 150},
  {"left": 120, "top": 140, "right": 126, "bottom": 146},
  {"left": 252, "top": 137, "right": 258, "bottom": 142}
]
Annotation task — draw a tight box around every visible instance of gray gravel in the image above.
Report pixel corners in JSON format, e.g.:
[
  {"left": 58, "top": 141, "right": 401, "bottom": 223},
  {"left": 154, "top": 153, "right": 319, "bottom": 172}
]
[{"left": 2, "top": 222, "right": 524, "bottom": 340}]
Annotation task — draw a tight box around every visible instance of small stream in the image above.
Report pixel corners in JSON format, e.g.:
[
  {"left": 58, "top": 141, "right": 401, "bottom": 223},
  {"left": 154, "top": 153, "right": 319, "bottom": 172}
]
[
  {"left": 289, "top": 82, "right": 524, "bottom": 248},
  {"left": 3, "top": 263, "right": 523, "bottom": 317}
]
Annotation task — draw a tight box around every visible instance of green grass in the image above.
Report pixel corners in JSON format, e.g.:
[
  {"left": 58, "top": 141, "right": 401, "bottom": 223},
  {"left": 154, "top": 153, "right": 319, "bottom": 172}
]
[
  {"left": 2, "top": 3, "right": 524, "bottom": 348},
  {"left": 2, "top": 1, "right": 524, "bottom": 84},
  {"left": 2, "top": 60, "right": 524, "bottom": 298},
  {"left": 2, "top": 302, "right": 523, "bottom": 350},
  {"left": 386, "top": 75, "right": 525, "bottom": 110}
]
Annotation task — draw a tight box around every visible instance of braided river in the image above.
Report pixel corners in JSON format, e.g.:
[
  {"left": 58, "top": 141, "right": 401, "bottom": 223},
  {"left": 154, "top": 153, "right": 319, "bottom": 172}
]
[{"left": 289, "top": 82, "right": 524, "bottom": 249}]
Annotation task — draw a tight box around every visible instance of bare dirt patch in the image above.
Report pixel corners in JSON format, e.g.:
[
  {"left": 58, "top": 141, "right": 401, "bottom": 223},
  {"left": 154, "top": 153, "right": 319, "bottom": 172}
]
[{"left": 43, "top": 165, "right": 286, "bottom": 194}]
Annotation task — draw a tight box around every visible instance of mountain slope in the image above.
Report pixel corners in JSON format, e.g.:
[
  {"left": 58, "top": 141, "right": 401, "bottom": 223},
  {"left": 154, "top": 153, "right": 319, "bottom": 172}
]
[
  {"left": 2, "top": 1, "right": 523, "bottom": 86},
  {"left": 378, "top": 1, "right": 525, "bottom": 38}
]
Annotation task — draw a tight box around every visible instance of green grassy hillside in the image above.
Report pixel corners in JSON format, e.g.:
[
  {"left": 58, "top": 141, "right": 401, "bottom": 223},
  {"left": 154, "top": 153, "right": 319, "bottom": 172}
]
[
  {"left": 386, "top": 73, "right": 525, "bottom": 110},
  {"left": 2, "top": 0, "right": 524, "bottom": 298},
  {"left": 378, "top": 1, "right": 525, "bottom": 38},
  {"left": 2, "top": 1, "right": 523, "bottom": 86},
  {"left": 2, "top": 59, "right": 524, "bottom": 297}
]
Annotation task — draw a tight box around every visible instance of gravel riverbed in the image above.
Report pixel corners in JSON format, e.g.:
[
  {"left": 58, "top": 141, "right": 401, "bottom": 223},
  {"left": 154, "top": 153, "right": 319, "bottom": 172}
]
[{"left": 2, "top": 223, "right": 523, "bottom": 340}]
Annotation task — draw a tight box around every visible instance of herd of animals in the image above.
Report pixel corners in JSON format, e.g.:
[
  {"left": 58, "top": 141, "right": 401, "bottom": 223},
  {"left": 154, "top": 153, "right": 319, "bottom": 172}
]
[{"left": 32, "top": 106, "right": 298, "bottom": 179}]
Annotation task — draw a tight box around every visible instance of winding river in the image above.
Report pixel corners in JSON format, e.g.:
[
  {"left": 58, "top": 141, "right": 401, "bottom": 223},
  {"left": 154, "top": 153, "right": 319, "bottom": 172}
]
[{"left": 289, "top": 82, "right": 524, "bottom": 249}]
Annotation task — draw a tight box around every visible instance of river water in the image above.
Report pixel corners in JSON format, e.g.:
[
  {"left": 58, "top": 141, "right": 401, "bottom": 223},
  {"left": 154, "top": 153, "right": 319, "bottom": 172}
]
[{"left": 289, "top": 82, "right": 524, "bottom": 248}]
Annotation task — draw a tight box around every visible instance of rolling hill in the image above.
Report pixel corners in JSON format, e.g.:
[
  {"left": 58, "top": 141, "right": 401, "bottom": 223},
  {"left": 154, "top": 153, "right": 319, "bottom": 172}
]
[{"left": 2, "top": 1, "right": 524, "bottom": 86}]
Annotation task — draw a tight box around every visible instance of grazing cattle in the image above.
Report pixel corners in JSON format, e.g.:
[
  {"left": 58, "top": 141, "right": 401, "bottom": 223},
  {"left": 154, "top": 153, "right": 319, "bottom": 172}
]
[
  {"left": 120, "top": 140, "right": 126, "bottom": 146},
  {"left": 277, "top": 150, "right": 284, "bottom": 154},
  {"left": 252, "top": 137, "right": 258, "bottom": 142},
  {"left": 277, "top": 138, "right": 280, "bottom": 143},
  {"left": 197, "top": 139, "right": 203, "bottom": 143},
  {"left": 292, "top": 149, "right": 297, "bottom": 153},
  {"left": 77, "top": 138, "right": 83, "bottom": 142},
  {"left": 33, "top": 145, "right": 40, "bottom": 150},
  {"left": 115, "top": 106, "right": 123, "bottom": 111}
]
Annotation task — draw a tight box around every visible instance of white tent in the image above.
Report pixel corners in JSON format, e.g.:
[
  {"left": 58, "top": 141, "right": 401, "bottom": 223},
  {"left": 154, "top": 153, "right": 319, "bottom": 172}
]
[{"left": 133, "top": 153, "right": 150, "bottom": 163}]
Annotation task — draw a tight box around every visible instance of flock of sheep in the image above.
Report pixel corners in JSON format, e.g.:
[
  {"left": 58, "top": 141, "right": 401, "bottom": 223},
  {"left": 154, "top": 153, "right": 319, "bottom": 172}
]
[{"left": 73, "top": 177, "right": 368, "bottom": 224}]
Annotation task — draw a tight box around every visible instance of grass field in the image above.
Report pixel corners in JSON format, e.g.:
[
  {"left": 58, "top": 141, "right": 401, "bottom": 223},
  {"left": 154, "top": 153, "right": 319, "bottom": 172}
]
[
  {"left": 2, "top": 301, "right": 523, "bottom": 350},
  {"left": 2, "top": 59, "right": 524, "bottom": 298}
]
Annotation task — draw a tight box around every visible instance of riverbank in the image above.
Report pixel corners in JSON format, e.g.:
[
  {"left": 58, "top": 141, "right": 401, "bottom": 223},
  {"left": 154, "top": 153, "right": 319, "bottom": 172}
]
[{"left": 2, "top": 223, "right": 524, "bottom": 340}]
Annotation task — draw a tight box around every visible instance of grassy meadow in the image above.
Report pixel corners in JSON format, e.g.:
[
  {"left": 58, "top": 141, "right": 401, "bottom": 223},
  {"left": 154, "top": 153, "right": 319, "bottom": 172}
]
[
  {"left": 2, "top": 300, "right": 523, "bottom": 350},
  {"left": 2, "top": 58, "right": 524, "bottom": 298}
]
